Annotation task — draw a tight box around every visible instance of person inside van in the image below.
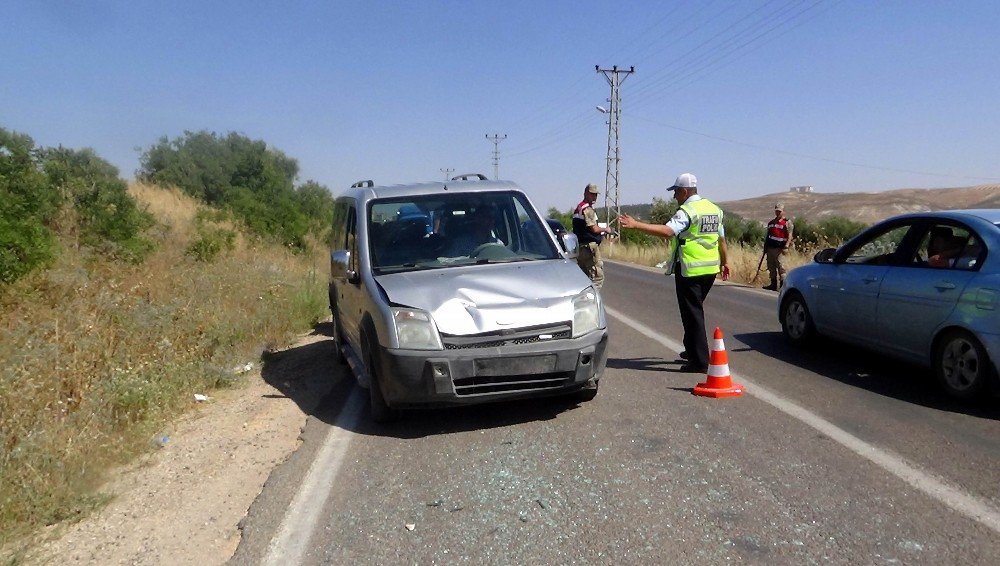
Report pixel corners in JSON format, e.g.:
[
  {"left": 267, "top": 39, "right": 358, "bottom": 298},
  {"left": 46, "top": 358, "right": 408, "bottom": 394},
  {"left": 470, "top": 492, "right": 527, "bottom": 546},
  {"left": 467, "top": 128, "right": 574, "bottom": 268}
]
[{"left": 444, "top": 204, "right": 503, "bottom": 256}]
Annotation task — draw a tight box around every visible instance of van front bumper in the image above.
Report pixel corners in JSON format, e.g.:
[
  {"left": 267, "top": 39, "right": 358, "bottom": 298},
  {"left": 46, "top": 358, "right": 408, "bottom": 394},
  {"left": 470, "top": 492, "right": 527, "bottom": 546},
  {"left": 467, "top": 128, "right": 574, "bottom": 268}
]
[{"left": 373, "top": 329, "right": 609, "bottom": 407}]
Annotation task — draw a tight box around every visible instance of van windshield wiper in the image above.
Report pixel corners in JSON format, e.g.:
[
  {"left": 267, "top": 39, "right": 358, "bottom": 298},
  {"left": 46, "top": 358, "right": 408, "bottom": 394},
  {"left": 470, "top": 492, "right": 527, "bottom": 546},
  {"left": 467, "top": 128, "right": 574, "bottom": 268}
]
[
  {"left": 474, "top": 257, "right": 537, "bottom": 265},
  {"left": 374, "top": 263, "right": 442, "bottom": 274}
]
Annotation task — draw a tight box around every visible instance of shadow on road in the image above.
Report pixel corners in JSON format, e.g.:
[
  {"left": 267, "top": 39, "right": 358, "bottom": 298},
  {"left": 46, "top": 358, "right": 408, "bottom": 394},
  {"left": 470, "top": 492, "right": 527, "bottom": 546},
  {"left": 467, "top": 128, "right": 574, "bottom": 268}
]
[
  {"left": 260, "top": 321, "right": 592, "bottom": 438},
  {"left": 735, "top": 330, "right": 1000, "bottom": 420}
]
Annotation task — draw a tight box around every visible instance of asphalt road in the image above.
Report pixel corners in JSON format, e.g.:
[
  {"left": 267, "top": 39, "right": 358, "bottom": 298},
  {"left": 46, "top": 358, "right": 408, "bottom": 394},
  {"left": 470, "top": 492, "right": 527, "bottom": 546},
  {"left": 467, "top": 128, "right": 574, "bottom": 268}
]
[{"left": 233, "top": 261, "right": 1000, "bottom": 565}]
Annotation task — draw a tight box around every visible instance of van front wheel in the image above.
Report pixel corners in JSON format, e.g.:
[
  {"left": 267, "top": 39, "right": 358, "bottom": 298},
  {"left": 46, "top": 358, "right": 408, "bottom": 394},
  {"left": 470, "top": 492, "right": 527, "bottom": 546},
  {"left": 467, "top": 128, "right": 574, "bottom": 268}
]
[{"left": 366, "top": 353, "right": 396, "bottom": 423}]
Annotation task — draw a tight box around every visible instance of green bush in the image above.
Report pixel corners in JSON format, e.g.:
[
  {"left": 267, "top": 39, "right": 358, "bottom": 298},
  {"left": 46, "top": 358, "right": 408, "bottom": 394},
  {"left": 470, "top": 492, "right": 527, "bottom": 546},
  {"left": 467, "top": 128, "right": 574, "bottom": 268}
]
[
  {"left": 0, "top": 129, "right": 61, "bottom": 221},
  {"left": 186, "top": 227, "right": 236, "bottom": 262},
  {"left": 41, "top": 147, "right": 156, "bottom": 262},
  {"left": 137, "top": 131, "right": 332, "bottom": 251},
  {"left": 0, "top": 129, "right": 64, "bottom": 284},
  {"left": 614, "top": 193, "right": 869, "bottom": 252},
  {"left": 722, "top": 211, "right": 767, "bottom": 247},
  {"left": 295, "top": 180, "right": 335, "bottom": 234},
  {"left": 793, "top": 215, "right": 868, "bottom": 249},
  {"left": 0, "top": 217, "right": 58, "bottom": 284},
  {"left": 185, "top": 210, "right": 237, "bottom": 262}
]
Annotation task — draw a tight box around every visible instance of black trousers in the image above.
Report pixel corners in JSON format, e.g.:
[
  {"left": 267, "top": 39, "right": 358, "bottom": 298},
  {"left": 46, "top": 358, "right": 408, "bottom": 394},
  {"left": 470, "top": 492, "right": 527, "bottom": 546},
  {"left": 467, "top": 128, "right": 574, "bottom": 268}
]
[{"left": 674, "top": 271, "right": 716, "bottom": 367}]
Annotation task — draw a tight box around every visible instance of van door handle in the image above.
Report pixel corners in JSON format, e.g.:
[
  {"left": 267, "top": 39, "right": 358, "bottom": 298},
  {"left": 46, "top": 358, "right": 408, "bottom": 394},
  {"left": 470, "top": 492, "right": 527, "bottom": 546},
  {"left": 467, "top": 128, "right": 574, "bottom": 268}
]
[
  {"left": 862, "top": 276, "right": 879, "bottom": 284},
  {"left": 934, "top": 281, "right": 957, "bottom": 290}
]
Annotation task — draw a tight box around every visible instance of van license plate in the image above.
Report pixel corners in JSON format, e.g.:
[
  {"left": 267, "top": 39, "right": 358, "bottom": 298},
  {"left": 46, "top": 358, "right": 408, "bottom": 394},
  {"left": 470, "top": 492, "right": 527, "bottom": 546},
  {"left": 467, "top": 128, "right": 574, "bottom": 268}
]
[{"left": 475, "top": 355, "right": 556, "bottom": 376}]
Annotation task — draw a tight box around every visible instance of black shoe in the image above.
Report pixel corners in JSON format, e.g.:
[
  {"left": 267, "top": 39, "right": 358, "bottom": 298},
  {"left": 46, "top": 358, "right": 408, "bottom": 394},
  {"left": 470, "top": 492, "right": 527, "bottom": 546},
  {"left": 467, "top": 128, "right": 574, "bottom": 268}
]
[
  {"left": 678, "top": 351, "right": 690, "bottom": 360},
  {"left": 762, "top": 284, "right": 777, "bottom": 291},
  {"left": 679, "top": 363, "right": 708, "bottom": 373}
]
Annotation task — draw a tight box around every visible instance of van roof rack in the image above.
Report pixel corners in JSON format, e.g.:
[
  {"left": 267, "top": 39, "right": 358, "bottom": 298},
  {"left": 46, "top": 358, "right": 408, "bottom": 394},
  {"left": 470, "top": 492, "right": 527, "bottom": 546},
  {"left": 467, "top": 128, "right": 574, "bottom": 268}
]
[
  {"left": 450, "top": 173, "right": 488, "bottom": 181},
  {"left": 351, "top": 180, "right": 374, "bottom": 188}
]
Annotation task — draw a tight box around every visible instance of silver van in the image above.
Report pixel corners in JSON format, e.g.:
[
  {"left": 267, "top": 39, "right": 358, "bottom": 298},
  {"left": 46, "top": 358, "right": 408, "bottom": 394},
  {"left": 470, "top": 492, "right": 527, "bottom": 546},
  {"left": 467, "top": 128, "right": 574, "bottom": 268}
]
[{"left": 329, "top": 175, "right": 608, "bottom": 421}]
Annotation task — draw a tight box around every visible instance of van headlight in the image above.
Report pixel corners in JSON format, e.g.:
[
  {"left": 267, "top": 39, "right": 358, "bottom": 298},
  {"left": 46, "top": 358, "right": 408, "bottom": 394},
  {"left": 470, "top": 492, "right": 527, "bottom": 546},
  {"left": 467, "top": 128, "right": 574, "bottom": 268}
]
[
  {"left": 572, "top": 287, "right": 604, "bottom": 338},
  {"left": 392, "top": 307, "right": 443, "bottom": 350}
]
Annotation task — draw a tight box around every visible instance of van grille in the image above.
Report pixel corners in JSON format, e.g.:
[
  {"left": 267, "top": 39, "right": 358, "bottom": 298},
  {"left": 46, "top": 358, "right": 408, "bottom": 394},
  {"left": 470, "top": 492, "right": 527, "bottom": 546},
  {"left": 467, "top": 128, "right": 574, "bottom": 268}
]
[
  {"left": 452, "top": 372, "right": 575, "bottom": 396},
  {"left": 441, "top": 322, "right": 572, "bottom": 350}
]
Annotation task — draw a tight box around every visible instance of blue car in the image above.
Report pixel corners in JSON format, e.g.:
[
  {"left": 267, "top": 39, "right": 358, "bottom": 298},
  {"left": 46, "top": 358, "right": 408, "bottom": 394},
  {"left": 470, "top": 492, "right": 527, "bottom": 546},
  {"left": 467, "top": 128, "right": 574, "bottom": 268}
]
[{"left": 778, "top": 209, "right": 1000, "bottom": 400}]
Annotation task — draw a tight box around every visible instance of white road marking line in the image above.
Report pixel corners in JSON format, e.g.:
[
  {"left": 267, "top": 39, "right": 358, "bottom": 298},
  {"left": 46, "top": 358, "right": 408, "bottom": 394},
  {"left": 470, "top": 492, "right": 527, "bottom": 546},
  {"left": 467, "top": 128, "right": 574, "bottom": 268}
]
[
  {"left": 605, "top": 305, "right": 1000, "bottom": 534},
  {"left": 263, "top": 387, "right": 364, "bottom": 566}
]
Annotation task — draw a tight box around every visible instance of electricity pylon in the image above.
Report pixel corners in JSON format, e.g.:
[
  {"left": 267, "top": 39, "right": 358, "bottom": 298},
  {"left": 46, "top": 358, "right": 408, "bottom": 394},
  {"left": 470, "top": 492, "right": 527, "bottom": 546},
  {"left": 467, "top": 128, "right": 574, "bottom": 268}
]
[
  {"left": 485, "top": 134, "right": 507, "bottom": 180},
  {"left": 596, "top": 65, "right": 634, "bottom": 232}
]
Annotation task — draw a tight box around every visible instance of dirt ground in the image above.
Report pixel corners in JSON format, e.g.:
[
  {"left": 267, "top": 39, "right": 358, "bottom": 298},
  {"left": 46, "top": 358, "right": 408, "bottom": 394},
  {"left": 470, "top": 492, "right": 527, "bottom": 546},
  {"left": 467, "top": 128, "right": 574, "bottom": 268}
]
[{"left": 25, "top": 329, "right": 335, "bottom": 565}]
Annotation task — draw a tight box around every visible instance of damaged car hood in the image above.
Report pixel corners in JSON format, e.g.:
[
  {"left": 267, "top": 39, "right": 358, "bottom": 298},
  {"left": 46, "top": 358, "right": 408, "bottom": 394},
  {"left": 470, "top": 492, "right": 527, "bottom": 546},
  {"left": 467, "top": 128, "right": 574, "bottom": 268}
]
[{"left": 374, "top": 260, "right": 590, "bottom": 335}]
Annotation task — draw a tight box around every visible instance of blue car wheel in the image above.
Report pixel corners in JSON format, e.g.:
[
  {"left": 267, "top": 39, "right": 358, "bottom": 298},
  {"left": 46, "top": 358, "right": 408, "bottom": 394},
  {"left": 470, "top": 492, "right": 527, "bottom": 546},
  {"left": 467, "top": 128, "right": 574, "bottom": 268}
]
[
  {"left": 781, "top": 291, "right": 816, "bottom": 346},
  {"left": 934, "top": 329, "right": 992, "bottom": 400}
]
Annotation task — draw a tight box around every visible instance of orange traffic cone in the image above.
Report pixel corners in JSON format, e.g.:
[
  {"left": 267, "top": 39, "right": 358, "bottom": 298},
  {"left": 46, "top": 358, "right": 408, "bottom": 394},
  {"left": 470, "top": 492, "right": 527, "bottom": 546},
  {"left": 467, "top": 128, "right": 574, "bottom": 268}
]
[{"left": 693, "top": 327, "right": 744, "bottom": 398}]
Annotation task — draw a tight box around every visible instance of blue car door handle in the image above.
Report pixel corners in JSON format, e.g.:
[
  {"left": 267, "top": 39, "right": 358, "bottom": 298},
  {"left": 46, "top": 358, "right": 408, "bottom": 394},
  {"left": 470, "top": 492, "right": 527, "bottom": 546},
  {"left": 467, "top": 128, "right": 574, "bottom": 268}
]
[
  {"left": 862, "top": 276, "right": 879, "bottom": 284},
  {"left": 934, "top": 281, "right": 957, "bottom": 290}
]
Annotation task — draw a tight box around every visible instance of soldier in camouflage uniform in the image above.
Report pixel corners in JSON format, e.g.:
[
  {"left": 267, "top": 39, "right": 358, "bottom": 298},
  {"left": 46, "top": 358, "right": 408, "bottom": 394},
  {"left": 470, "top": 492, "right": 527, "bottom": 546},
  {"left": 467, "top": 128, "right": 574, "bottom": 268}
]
[{"left": 573, "top": 184, "right": 613, "bottom": 289}]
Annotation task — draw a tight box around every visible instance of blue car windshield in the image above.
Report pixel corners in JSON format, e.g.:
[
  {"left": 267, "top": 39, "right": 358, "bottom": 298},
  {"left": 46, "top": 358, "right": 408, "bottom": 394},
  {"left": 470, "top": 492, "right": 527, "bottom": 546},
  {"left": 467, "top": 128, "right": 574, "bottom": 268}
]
[{"left": 368, "top": 192, "right": 561, "bottom": 274}]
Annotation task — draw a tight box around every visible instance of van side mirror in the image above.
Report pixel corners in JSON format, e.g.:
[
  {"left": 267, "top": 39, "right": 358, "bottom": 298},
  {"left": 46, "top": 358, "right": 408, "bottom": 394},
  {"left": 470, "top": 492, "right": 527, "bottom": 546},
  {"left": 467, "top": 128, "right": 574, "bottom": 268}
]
[
  {"left": 331, "top": 250, "right": 360, "bottom": 284},
  {"left": 560, "top": 233, "right": 579, "bottom": 259}
]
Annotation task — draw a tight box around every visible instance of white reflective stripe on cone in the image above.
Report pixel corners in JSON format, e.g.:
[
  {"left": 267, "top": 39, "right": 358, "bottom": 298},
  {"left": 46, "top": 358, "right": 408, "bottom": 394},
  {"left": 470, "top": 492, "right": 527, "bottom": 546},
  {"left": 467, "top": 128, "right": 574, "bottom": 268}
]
[
  {"left": 708, "top": 363, "right": 730, "bottom": 376},
  {"left": 712, "top": 338, "right": 725, "bottom": 350}
]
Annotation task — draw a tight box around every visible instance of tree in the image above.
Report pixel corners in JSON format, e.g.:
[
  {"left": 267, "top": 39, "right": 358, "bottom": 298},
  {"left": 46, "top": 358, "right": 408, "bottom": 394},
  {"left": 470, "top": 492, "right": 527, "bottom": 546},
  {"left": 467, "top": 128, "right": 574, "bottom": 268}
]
[
  {"left": 0, "top": 129, "right": 59, "bottom": 283},
  {"left": 138, "top": 131, "right": 330, "bottom": 250},
  {"left": 41, "top": 146, "right": 155, "bottom": 262}
]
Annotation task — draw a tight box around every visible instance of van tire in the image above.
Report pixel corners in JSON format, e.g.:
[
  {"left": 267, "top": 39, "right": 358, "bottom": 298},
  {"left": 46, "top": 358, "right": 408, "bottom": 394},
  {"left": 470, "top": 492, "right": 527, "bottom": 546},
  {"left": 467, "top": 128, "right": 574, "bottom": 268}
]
[
  {"left": 330, "top": 297, "right": 346, "bottom": 365},
  {"left": 574, "top": 379, "right": 599, "bottom": 402},
  {"left": 362, "top": 333, "right": 396, "bottom": 423},
  {"left": 367, "top": 357, "right": 396, "bottom": 422}
]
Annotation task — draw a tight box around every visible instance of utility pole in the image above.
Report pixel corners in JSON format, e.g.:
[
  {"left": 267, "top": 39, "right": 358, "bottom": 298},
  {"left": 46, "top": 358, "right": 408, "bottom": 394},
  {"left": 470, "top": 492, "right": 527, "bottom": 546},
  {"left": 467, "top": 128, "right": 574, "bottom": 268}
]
[
  {"left": 596, "top": 65, "right": 635, "bottom": 232},
  {"left": 440, "top": 167, "right": 454, "bottom": 180},
  {"left": 485, "top": 133, "right": 507, "bottom": 180}
]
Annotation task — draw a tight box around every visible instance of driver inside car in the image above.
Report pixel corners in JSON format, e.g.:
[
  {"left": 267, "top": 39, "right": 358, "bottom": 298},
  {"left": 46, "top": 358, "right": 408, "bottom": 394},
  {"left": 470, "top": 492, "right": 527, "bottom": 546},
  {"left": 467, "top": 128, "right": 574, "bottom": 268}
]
[
  {"left": 926, "top": 228, "right": 963, "bottom": 268},
  {"left": 444, "top": 204, "right": 503, "bottom": 257}
]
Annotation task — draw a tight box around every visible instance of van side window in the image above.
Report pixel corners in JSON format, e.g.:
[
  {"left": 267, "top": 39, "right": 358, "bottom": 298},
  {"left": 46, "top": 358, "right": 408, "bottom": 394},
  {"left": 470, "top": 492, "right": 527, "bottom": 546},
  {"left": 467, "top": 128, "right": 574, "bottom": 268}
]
[
  {"left": 330, "top": 201, "right": 348, "bottom": 251},
  {"left": 346, "top": 207, "right": 358, "bottom": 272}
]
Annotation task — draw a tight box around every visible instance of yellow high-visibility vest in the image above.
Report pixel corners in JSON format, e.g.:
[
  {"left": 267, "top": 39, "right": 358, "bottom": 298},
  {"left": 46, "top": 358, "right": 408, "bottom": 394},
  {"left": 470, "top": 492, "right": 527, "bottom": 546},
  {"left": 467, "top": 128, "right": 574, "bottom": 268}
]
[{"left": 676, "top": 198, "right": 722, "bottom": 277}]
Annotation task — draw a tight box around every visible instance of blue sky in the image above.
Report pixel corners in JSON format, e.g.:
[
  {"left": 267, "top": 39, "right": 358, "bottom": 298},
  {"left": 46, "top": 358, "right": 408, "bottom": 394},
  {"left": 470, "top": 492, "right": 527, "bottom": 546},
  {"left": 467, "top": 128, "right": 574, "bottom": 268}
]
[{"left": 3, "top": 1, "right": 998, "bottom": 213}]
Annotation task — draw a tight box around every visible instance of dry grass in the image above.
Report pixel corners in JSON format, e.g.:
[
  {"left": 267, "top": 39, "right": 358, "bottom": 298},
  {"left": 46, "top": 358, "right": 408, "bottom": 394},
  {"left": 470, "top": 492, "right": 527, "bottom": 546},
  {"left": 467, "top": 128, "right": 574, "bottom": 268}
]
[
  {"left": 602, "top": 239, "right": 815, "bottom": 285},
  {"left": 0, "top": 184, "right": 328, "bottom": 554}
]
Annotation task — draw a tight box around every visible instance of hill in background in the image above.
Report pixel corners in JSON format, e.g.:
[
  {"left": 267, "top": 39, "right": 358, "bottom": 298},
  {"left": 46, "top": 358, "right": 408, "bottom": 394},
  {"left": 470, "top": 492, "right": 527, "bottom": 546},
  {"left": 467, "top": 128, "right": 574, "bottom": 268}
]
[
  {"left": 717, "top": 184, "right": 1000, "bottom": 225},
  {"left": 619, "top": 184, "right": 998, "bottom": 225}
]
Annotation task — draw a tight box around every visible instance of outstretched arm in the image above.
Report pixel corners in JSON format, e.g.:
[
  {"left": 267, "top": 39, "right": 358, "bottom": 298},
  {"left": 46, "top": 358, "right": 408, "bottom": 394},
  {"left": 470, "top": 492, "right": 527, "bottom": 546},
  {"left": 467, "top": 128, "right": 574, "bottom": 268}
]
[{"left": 619, "top": 213, "right": 676, "bottom": 238}]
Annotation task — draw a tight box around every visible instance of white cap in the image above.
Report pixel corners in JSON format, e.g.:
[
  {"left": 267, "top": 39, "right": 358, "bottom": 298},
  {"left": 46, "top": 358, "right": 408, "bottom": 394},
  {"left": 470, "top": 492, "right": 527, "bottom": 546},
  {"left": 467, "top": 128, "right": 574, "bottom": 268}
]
[{"left": 669, "top": 173, "right": 697, "bottom": 190}]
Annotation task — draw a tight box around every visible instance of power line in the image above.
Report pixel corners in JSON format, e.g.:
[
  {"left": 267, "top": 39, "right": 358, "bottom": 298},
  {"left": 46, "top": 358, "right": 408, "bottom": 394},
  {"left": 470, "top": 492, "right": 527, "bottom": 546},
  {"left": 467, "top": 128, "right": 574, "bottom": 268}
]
[
  {"left": 500, "top": 2, "right": 839, "bottom": 165},
  {"left": 439, "top": 167, "right": 454, "bottom": 180},
  {"left": 628, "top": 0, "right": 812, "bottom": 108},
  {"left": 630, "top": 113, "right": 1000, "bottom": 181},
  {"left": 503, "top": 3, "right": 723, "bottom": 158}
]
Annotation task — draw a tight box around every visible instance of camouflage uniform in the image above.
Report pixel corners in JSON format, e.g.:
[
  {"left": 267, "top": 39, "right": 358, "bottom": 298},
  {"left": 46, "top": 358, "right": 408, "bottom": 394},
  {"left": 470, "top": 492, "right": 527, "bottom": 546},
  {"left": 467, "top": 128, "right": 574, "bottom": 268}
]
[{"left": 574, "top": 201, "right": 605, "bottom": 289}]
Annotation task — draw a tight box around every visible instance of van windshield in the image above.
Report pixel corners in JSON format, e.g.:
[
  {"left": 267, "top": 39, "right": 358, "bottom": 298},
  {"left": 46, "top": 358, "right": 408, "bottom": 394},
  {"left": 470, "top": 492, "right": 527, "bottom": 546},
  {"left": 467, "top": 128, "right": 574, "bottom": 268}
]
[{"left": 368, "top": 191, "right": 562, "bottom": 274}]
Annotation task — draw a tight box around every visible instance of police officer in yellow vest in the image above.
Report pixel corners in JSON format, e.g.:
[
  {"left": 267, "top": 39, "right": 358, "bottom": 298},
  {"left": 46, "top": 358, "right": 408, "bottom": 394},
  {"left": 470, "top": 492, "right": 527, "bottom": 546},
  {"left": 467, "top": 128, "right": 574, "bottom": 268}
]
[{"left": 619, "top": 173, "right": 729, "bottom": 373}]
